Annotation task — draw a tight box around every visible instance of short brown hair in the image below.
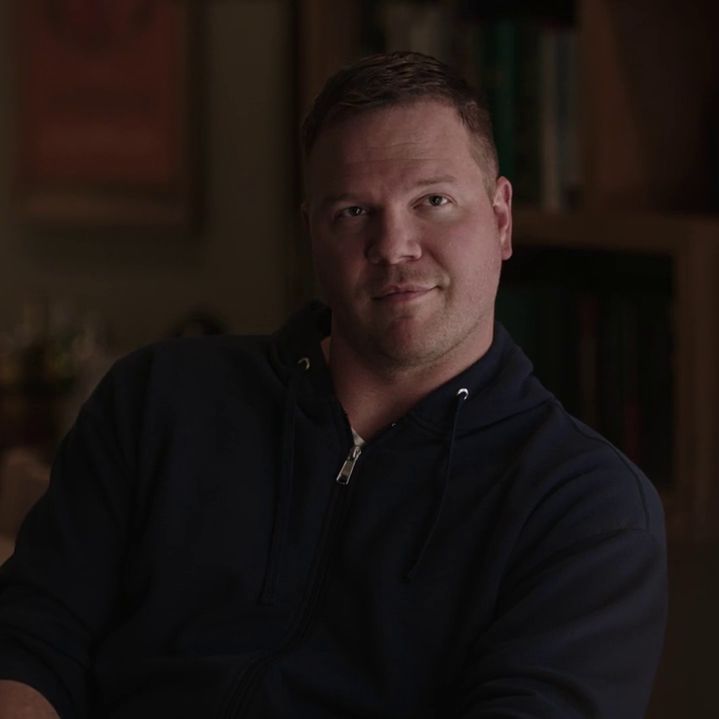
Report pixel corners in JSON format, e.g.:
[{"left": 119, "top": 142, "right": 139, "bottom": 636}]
[{"left": 301, "top": 51, "right": 498, "bottom": 182}]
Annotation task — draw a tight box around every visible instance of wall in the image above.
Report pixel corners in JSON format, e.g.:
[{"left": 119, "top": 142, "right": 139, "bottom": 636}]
[
  {"left": 648, "top": 542, "right": 719, "bottom": 717},
  {"left": 0, "top": 0, "right": 295, "bottom": 354}
]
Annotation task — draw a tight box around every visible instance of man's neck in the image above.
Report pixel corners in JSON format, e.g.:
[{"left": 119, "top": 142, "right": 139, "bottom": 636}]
[{"left": 322, "top": 335, "right": 485, "bottom": 440}]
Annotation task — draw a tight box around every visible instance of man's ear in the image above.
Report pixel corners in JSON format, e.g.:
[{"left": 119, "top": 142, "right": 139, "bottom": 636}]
[{"left": 492, "top": 177, "right": 513, "bottom": 260}]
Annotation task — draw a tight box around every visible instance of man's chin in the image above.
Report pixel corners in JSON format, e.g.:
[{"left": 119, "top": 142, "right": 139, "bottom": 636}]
[
  {"left": 367, "top": 328, "right": 445, "bottom": 371},
  {"left": 336, "top": 310, "right": 446, "bottom": 369}
]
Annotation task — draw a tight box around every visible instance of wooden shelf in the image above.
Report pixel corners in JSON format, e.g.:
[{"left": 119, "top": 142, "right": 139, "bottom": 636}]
[{"left": 513, "top": 208, "right": 719, "bottom": 254}]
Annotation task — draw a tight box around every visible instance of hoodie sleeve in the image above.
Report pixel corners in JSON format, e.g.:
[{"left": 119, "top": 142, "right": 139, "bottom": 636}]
[
  {"left": 0, "top": 357, "right": 141, "bottom": 719},
  {"left": 450, "top": 477, "right": 668, "bottom": 718}
]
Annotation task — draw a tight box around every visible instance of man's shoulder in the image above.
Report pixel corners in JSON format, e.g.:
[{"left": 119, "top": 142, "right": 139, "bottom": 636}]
[
  {"left": 513, "top": 398, "right": 666, "bottom": 549},
  {"left": 82, "top": 333, "right": 279, "bottom": 423},
  {"left": 112, "top": 332, "right": 273, "bottom": 382}
]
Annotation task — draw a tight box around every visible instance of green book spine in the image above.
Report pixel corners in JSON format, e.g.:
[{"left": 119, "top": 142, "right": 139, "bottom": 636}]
[
  {"left": 495, "top": 283, "right": 539, "bottom": 363},
  {"left": 480, "top": 19, "right": 517, "bottom": 183}
]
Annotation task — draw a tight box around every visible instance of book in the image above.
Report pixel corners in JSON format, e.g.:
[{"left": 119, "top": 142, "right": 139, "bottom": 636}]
[{"left": 379, "top": 1, "right": 450, "bottom": 61}]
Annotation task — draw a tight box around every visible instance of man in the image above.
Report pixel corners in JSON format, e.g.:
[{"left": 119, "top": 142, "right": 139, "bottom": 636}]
[{"left": 0, "top": 52, "right": 666, "bottom": 718}]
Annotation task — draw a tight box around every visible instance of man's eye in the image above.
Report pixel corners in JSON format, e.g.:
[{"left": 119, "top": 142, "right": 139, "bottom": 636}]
[
  {"left": 338, "top": 206, "right": 366, "bottom": 218},
  {"left": 426, "top": 195, "right": 448, "bottom": 207}
]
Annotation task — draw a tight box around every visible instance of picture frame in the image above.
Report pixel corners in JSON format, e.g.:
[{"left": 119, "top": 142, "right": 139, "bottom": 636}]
[{"left": 13, "top": 0, "right": 202, "bottom": 230}]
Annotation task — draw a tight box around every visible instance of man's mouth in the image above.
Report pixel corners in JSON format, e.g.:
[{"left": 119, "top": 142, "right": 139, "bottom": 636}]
[{"left": 373, "top": 285, "right": 436, "bottom": 302}]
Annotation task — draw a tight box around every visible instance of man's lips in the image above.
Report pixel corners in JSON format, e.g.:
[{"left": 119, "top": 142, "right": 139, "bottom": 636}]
[{"left": 373, "top": 285, "right": 436, "bottom": 301}]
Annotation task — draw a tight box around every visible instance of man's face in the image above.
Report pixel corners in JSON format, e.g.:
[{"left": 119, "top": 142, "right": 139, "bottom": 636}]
[{"left": 305, "top": 100, "right": 512, "bottom": 374}]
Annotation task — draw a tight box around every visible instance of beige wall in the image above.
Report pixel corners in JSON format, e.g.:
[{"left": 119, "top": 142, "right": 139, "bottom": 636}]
[{"left": 0, "top": 0, "right": 295, "bottom": 353}]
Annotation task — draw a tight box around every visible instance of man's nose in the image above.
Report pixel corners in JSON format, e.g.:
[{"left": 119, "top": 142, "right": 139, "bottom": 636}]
[{"left": 365, "top": 209, "right": 422, "bottom": 265}]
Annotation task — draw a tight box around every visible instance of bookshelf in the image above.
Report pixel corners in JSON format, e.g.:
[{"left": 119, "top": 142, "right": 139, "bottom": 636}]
[{"left": 292, "top": 0, "right": 719, "bottom": 543}]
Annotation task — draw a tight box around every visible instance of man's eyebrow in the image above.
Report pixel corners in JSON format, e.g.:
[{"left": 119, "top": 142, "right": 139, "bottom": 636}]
[
  {"left": 318, "top": 176, "right": 458, "bottom": 209},
  {"left": 319, "top": 192, "right": 355, "bottom": 209},
  {"left": 413, "top": 175, "right": 457, "bottom": 187}
]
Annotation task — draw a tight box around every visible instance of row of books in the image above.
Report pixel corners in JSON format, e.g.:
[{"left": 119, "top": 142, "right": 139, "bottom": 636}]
[
  {"left": 496, "top": 281, "right": 674, "bottom": 489},
  {"left": 366, "top": 1, "right": 582, "bottom": 210},
  {"left": 457, "top": 19, "right": 581, "bottom": 210}
]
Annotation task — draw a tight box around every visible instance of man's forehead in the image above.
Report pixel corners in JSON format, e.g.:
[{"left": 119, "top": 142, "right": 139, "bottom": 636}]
[
  {"left": 309, "top": 108, "right": 474, "bottom": 175},
  {"left": 303, "top": 99, "right": 494, "bottom": 201},
  {"left": 316, "top": 101, "right": 468, "bottom": 153}
]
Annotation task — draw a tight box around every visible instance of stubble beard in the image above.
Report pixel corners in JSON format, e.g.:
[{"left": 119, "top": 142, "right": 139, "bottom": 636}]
[{"left": 339, "top": 288, "right": 483, "bottom": 377}]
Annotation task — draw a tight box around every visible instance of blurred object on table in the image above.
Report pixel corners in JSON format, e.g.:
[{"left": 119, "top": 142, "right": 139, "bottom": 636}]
[{"left": 0, "top": 297, "right": 115, "bottom": 455}]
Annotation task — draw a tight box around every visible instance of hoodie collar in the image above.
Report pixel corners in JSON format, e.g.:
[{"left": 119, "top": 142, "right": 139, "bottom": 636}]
[
  {"left": 408, "top": 322, "right": 551, "bottom": 435},
  {"left": 272, "top": 301, "right": 551, "bottom": 433}
]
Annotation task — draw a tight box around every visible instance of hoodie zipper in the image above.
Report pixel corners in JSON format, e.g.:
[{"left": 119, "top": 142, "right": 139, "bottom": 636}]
[
  {"left": 335, "top": 444, "right": 362, "bottom": 485},
  {"left": 220, "top": 441, "right": 362, "bottom": 717}
]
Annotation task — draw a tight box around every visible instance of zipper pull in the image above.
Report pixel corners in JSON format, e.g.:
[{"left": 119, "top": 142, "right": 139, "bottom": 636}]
[{"left": 335, "top": 444, "right": 362, "bottom": 486}]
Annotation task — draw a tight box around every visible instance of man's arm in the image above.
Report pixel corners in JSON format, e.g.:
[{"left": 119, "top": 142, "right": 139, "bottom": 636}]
[
  {"left": 0, "top": 680, "right": 59, "bottom": 718},
  {"left": 0, "top": 353, "right": 144, "bottom": 716},
  {"left": 446, "top": 438, "right": 668, "bottom": 719},
  {"left": 450, "top": 525, "right": 667, "bottom": 718}
]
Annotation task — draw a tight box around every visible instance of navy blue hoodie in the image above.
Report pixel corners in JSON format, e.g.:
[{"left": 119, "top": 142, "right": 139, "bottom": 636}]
[{"left": 0, "top": 302, "right": 666, "bottom": 717}]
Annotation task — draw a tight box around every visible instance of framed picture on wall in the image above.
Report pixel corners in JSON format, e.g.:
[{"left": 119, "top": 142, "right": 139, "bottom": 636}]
[{"left": 13, "top": 0, "right": 202, "bottom": 230}]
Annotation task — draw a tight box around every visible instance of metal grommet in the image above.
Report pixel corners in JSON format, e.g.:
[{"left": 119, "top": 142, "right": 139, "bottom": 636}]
[
  {"left": 297, "top": 357, "right": 311, "bottom": 371},
  {"left": 456, "top": 387, "right": 469, "bottom": 400}
]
